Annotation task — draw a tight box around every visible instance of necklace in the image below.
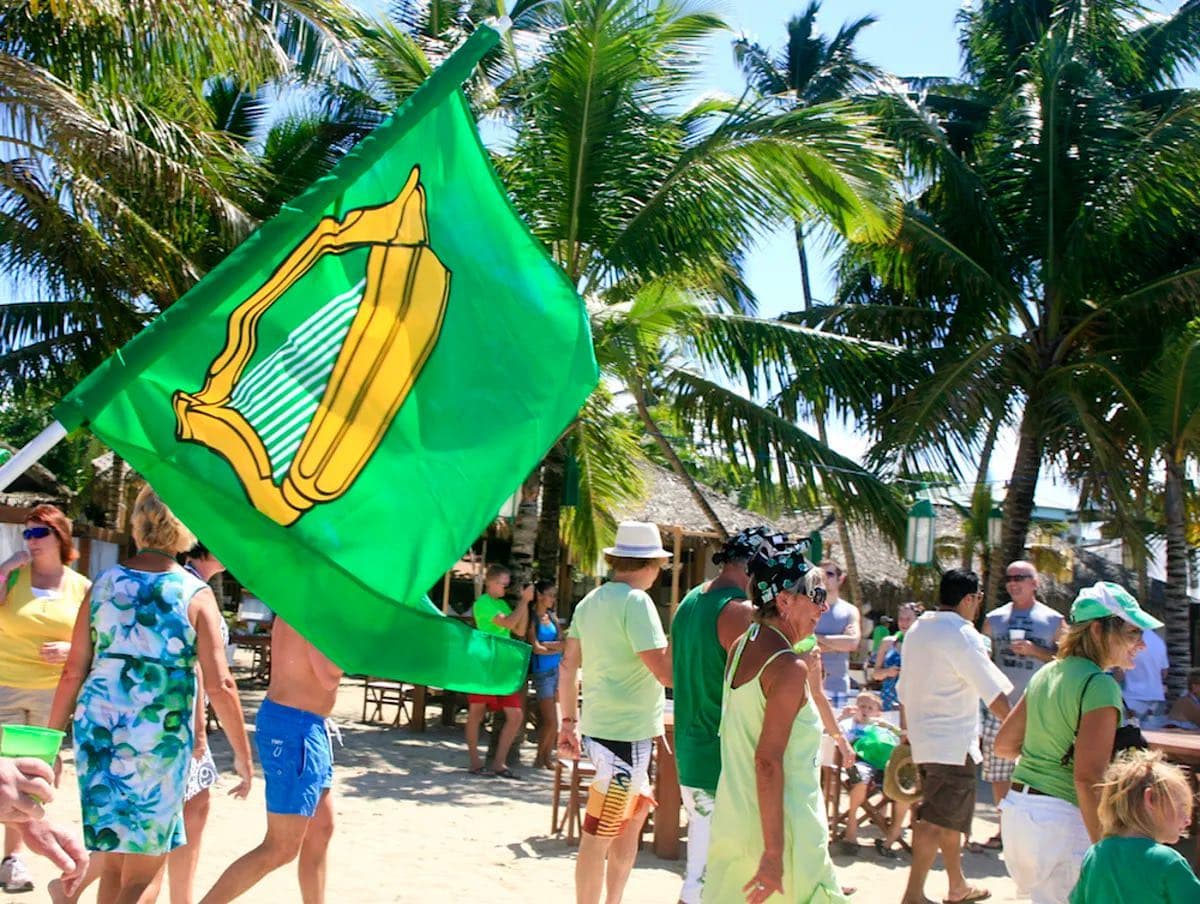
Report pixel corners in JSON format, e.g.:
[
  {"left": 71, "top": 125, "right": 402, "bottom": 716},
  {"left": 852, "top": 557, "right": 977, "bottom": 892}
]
[{"left": 137, "top": 548, "right": 177, "bottom": 560}]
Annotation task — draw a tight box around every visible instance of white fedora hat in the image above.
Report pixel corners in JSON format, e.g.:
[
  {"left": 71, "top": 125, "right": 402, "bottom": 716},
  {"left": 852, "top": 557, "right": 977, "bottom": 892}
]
[{"left": 603, "top": 521, "right": 672, "bottom": 559}]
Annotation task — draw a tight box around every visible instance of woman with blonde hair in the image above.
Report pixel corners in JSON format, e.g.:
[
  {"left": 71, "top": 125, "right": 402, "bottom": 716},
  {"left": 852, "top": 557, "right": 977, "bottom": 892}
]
[
  {"left": 0, "top": 504, "right": 90, "bottom": 892},
  {"left": 995, "top": 583, "right": 1160, "bottom": 903},
  {"left": 1070, "top": 750, "right": 1199, "bottom": 902},
  {"left": 48, "top": 486, "right": 253, "bottom": 904}
]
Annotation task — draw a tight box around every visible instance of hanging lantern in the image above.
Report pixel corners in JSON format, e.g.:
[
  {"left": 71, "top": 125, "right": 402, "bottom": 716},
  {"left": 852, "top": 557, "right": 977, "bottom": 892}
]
[
  {"left": 905, "top": 498, "right": 936, "bottom": 565},
  {"left": 987, "top": 505, "right": 1003, "bottom": 549}
]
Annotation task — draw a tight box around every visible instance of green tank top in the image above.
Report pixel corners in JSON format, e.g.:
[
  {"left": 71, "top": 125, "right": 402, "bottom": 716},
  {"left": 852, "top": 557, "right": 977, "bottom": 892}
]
[{"left": 671, "top": 582, "right": 747, "bottom": 793}]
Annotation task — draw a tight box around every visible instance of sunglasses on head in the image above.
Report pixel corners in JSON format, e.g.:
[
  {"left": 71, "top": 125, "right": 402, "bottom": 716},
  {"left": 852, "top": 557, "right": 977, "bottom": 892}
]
[
  {"left": 809, "top": 587, "right": 828, "bottom": 606},
  {"left": 22, "top": 526, "right": 52, "bottom": 540}
]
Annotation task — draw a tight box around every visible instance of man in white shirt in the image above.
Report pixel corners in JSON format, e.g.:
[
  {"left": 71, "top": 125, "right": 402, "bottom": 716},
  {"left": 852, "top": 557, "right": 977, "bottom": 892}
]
[
  {"left": 1120, "top": 626, "right": 1169, "bottom": 722},
  {"left": 899, "top": 569, "right": 1013, "bottom": 904}
]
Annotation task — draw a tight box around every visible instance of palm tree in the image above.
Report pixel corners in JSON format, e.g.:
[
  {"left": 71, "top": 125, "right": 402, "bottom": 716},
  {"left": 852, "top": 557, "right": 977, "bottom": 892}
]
[
  {"left": 828, "top": 0, "right": 1200, "bottom": 580},
  {"left": 354, "top": 1, "right": 910, "bottom": 573},
  {"left": 0, "top": 0, "right": 357, "bottom": 388},
  {"left": 490, "top": 0, "right": 911, "bottom": 570},
  {"left": 734, "top": 1, "right": 881, "bottom": 609}
]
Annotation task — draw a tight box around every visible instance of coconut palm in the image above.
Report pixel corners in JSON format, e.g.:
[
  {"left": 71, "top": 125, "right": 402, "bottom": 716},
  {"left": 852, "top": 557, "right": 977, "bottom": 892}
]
[
  {"left": 733, "top": 1, "right": 882, "bottom": 607},
  {"left": 0, "top": 0, "right": 357, "bottom": 388},
  {"left": 488, "top": 0, "right": 910, "bottom": 570},
  {"left": 828, "top": 0, "right": 1200, "bottom": 579}
]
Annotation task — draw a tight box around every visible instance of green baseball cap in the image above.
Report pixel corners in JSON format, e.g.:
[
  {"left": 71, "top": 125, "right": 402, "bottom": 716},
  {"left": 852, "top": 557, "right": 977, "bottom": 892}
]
[{"left": 1069, "top": 582, "right": 1163, "bottom": 631}]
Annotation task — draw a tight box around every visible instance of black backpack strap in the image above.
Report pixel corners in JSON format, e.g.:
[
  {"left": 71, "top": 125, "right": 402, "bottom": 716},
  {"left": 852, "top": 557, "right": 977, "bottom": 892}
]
[{"left": 1061, "top": 671, "right": 1101, "bottom": 767}]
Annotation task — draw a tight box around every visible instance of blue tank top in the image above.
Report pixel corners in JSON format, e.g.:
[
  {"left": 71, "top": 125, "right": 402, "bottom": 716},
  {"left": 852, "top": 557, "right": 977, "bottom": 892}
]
[{"left": 531, "top": 615, "right": 561, "bottom": 673}]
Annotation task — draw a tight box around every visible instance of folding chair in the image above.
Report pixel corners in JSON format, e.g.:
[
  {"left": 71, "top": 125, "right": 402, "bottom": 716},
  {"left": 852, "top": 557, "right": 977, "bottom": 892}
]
[
  {"left": 823, "top": 748, "right": 911, "bottom": 852},
  {"left": 551, "top": 756, "right": 597, "bottom": 845},
  {"left": 361, "top": 676, "right": 410, "bottom": 726}
]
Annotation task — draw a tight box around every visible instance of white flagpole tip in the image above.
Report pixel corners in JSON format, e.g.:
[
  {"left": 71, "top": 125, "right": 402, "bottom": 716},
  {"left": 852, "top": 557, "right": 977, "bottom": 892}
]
[
  {"left": 0, "top": 421, "right": 68, "bottom": 494},
  {"left": 489, "top": 16, "right": 513, "bottom": 36}
]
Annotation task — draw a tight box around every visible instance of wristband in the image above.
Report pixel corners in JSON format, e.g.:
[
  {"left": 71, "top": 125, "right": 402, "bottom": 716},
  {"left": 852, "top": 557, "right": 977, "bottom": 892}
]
[{"left": 562, "top": 717, "right": 577, "bottom": 723}]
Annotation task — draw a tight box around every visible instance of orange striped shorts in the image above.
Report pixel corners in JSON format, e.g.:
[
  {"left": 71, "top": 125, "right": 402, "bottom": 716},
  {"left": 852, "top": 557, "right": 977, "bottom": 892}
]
[{"left": 582, "top": 737, "right": 655, "bottom": 838}]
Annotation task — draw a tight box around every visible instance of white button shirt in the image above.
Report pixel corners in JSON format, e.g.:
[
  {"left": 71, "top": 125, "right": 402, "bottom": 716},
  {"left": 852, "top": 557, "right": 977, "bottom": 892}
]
[{"left": 897, "top": 610, "right": 1013, "bottom": 765}]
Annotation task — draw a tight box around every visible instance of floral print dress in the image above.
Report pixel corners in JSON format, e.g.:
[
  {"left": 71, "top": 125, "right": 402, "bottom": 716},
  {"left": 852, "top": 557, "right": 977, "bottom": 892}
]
[{"left": 73, "top": 565, "right": 207, "bottom": 854}]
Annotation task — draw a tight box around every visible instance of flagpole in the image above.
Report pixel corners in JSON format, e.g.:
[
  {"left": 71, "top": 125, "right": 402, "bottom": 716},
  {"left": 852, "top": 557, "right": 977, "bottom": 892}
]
[{"left": 0, "top": 422, "right": 68, "bottom": 493}]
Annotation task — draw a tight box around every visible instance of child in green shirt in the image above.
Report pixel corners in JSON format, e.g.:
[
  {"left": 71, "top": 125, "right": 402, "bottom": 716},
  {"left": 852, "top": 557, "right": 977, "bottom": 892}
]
[{"left": 1070, "top": 750, "right": 1200, "bottom": 903}]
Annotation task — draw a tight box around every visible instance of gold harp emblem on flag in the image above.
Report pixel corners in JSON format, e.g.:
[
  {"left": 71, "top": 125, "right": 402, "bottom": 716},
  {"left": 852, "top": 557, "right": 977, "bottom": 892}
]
[{"left": 172, "top": 166, "right": 449, "bottom": 526}]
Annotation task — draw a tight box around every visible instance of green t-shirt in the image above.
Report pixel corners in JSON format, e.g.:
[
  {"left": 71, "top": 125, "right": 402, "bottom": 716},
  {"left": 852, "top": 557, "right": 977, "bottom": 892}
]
[
  {"left": 1070, "top": 836, "right": 1200, "bottom": 903},
  {"left": 1011, "top": 657, "right": 1123, "bottom": 804},
  {"left": 870, "top": 624, "right": 891, "bottom": 653},
  {"left": 473, "top": 594, "right": 512, "bottom": 638},
  {"left": 672, "top": 582, "right": 747, "bottom": 793},
  {"left": 569, "top": 581, "right": 667, "bottom": 741}
]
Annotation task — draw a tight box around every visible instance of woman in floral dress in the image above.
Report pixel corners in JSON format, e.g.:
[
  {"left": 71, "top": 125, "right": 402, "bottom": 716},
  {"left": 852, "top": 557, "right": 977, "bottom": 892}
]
[{"left": 48, "top": 487, "right": 253, "bottom": 904}]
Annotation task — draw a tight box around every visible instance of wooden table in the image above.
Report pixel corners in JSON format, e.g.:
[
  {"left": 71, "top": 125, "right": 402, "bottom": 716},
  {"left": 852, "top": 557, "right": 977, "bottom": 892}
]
[
  {"left": 654, "top": 712, "right": 681, "bottom": 860},
  {"left": 1144, "top": 729, "right": 1200, "bottom": 870}
]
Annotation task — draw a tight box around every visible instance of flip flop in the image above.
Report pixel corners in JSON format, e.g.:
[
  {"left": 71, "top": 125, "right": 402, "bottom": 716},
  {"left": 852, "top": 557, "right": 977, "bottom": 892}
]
[
  {"left": 491, "top": 767, "right": 521, "bottom": 780},
  {"left": 943, "top": 887, "right": 991, "bottom": 904},
  {"left": 983, "top": 834, "right": 1003, "bottom": 850},
  {"left": 467, "top": 766, "right": 490, "bottom": 776},
  {"left": 874, "top": 838, "right": 901, "bottom": 860}
]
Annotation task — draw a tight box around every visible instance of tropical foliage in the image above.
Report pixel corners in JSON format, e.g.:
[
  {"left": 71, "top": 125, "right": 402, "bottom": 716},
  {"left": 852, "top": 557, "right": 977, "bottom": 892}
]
[{"left": 823, "top": 1, "right": 1200, "bottom": 584}]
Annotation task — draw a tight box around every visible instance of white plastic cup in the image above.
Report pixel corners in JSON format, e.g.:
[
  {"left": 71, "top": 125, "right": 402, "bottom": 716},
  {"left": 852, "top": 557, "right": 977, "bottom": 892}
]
[{"left": 1009, "top": 629, "right": 1026, "bottom": 642}]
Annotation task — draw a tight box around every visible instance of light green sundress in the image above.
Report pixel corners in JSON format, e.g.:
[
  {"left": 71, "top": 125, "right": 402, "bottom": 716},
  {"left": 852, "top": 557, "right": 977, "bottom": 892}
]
[{"left": 703, "top": 625, "right": 848, "bottom": 903}]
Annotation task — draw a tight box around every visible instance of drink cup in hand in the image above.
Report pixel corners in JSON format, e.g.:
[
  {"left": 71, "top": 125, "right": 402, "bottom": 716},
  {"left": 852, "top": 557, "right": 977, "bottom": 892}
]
[{"left": 1008, "top": 629, "right": 1026, "bottom": 642}]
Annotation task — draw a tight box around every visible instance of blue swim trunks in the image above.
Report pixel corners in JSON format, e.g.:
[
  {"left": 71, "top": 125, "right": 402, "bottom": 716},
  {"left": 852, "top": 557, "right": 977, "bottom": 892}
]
[{"left": 255, "top": 698, "right": 333, "bottom": 817}]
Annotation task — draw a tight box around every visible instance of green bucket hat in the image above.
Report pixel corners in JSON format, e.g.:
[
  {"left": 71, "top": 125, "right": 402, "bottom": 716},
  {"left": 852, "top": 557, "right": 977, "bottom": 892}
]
[{"left": 1069, "top": 582, "right": 1163, "bottom": 631}]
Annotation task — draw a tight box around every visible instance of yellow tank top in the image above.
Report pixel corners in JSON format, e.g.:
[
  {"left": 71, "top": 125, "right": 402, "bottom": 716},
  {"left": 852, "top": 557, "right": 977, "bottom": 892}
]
[{"left": 0, "top": 566, "right": 91, "bottom": 689}]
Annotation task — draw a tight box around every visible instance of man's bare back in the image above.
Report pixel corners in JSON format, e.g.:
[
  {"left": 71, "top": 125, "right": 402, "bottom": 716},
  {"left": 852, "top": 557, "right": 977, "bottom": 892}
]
[{"left": 266, "top": 618, "right": 344, "bottom": 717}]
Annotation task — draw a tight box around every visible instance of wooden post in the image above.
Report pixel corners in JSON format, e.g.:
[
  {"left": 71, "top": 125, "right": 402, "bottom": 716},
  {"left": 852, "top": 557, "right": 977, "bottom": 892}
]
[
  {"left": 669, "top": 525, "right": 683, "bottom": 627},
  {"left": 441, "top": 571, "right": 451, "bottom": 614}
]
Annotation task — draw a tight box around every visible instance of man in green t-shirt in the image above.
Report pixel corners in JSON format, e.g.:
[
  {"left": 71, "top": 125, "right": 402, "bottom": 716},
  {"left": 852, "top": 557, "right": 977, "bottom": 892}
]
[
  {"left": 465, "top": 564, "right": 529, "bottom": 777},
  {"left": 558, "top": 522, "right": 672, "bottom": 904}
]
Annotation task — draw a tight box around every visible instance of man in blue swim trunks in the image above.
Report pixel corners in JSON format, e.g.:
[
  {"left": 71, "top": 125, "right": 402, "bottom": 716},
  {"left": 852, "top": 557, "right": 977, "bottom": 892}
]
[{"left": 201, "top": 617, "right": 344, "bottom": 904}]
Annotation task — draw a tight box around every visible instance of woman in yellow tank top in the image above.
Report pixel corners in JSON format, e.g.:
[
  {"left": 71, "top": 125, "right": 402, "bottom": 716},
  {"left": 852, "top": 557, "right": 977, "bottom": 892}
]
[{"left": 0, "top": 504, "right": 90, "bottom": 892}]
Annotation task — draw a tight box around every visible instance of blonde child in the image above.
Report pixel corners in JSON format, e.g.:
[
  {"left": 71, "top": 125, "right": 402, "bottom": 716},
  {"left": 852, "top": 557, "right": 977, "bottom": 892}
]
[
  {"left": 836, "top": 691, "right": 910, "bottom": 857},
  {"left": 1070, "top": 750, "right": 1200, "bottom": 902}
]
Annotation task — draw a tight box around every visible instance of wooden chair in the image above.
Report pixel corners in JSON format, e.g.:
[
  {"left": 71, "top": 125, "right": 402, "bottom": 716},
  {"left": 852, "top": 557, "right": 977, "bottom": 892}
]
[
  {"left": 551, "top": 756, "right": 597, "bottom": 846},
  {"left": 822, "top": 749, "right": 911, "bottom": 852},
  {"left": 361, "top": 677, "right": 410, "bottom": 727}
]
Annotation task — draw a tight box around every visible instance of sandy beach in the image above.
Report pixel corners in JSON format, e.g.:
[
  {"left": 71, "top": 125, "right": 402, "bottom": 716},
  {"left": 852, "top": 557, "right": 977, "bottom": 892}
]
[{"left": 7, "top": 663, "right": 1025, "bottom": 903}]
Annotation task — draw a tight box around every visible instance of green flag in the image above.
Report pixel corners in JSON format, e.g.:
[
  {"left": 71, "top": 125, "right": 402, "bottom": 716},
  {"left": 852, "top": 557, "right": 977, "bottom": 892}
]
[{"left": 53, "top": 23, "right": 597, "bottom": 693}]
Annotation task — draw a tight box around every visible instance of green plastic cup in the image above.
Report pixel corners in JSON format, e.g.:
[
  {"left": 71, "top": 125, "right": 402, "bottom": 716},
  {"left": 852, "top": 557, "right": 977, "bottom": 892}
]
[{"left": 0, "top": 725, "right": 65, "bottom": 764}]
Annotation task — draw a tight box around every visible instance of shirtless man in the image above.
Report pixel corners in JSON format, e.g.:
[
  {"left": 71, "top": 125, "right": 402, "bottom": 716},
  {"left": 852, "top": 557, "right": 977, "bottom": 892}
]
[{"left": 200, "top": 617, "right": 344, "bottom": 904}]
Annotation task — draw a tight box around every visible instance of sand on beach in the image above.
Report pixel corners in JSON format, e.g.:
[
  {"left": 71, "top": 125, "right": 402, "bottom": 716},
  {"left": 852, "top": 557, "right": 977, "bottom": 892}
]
[{"left": 6, "top": 670, "right": 1025, "bottom": 903}]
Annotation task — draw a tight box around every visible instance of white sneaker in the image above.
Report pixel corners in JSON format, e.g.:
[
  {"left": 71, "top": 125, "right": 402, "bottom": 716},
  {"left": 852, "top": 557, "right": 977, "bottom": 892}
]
[{"left": 0, "top": 855, "right": 34, "bottom": 893}]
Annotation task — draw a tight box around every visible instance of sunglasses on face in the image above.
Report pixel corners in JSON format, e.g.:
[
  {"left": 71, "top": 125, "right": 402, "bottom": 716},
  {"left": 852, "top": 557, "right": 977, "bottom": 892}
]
[
  {"left": 22, "top": 526, "right": 52, "bottom": 540},
  {"left": 1005, "top": 574, "right": 1034, "bottom": 583}
]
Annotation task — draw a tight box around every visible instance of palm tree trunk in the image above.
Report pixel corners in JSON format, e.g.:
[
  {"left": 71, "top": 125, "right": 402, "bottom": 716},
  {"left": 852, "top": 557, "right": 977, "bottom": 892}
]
[
  {"left": 535, "top": 440, "right": 567, "bottom": 580},
  {"left": 630, "top": 380, "right": 728, "bottom": 540},
  {"left": 1135, "top": 458, "right": 1152, "bottom": 606},
  {"left": 964, "top": 417, "right": 1001, "bottom": 571},
  {"left": 508, "top": 466, "right": 542, "bottom": 583},
  {"left": 796, "top": 222, "right": 863, "bottom": 609},
  {"left": 1163, "top": 454, "right": 1191, "bottom": 699},
  {"left": 1001, "top": 407, "right": 1043, "bottom": 569}
]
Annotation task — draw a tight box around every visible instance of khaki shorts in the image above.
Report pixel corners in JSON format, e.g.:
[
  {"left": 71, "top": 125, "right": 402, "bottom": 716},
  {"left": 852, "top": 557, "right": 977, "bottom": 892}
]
[
  {"left": 917, "top": 759, "right": 977, "bottom": 834},
  {"left": 0, "top": 686, "right": 57, "bottom": 727}
]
